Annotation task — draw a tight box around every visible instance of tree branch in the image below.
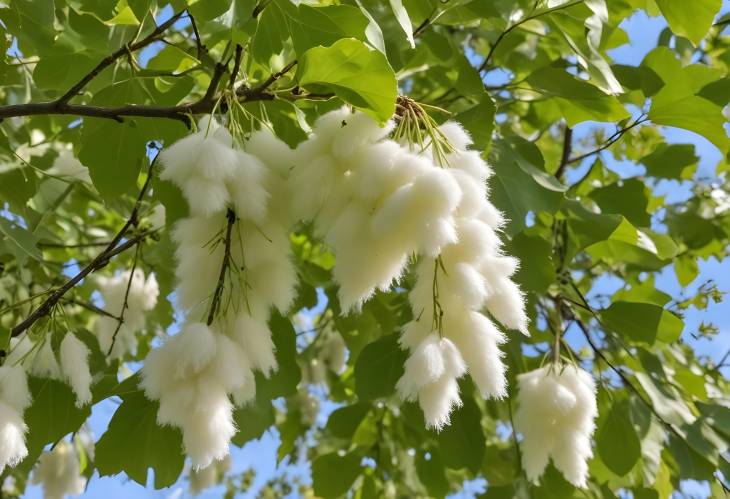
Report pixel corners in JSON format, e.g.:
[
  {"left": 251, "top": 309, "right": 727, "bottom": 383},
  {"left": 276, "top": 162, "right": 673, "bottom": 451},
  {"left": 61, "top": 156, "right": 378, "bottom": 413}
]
[
  {"left": 107, "top": 243, "right": 141, "bottom": 355},
  {"left": 566, "top": 116, "right": 648, "bottom": 164},
  {"left": 207, "top": 209, "right": 236, "bottom": 326},
  {"left": 59, "top": 10, "right": 186, "bottom": 104},
  {"left": 478, "top": 0, "right": 584, "bottom": 73},
  {"left": 555, "top": 124, "right": 572, "bottom": 179},
  {"left": 61, "top": 298, "right": 122, "bottom": 322},
  {"left": 10, "top": 154, "right": 159, "bottom": 338}
]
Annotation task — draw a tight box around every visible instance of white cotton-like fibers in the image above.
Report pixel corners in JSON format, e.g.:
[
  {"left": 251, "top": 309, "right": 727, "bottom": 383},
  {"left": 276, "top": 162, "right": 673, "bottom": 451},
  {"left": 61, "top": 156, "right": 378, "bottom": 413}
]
[
  {"left": 32, "top": 440, "right": 86, "bottom": 499},
  {"left": 47, "top": 151, "right": 92, "bottom": 184},
  {"left": 226, "top": 151, "right": 268, "bottom": 225},
  {"left": 0, "top": 402, "right": 28, "bottom": 473},
  {"left": 141, "top": 323, "right": 252, "bottom": 468},
  {"left": 397, "top": 335, "right": 467, "bottom": 431},
  {"left": 145, "top": 117, "right": 301, "bottom": 466},
  {"left": 514, "top": 364, "right": 598, "bottom": 488},
  {"left": 0, "top": 365, "right": 31, "bottom": 414},
  {"left": 95, "top": 269, "right": 159, "bottom": 358},
  {"left": 396, "top": 121, "right": 528, "bottom": 429},
  {"left": 59, "top": 334, "right": 92, "bottom": 408},
  {"left": 233, "top": 313, "right": 277, "bottom": 377},
  {"left": 445, "top": 312, "right": 507, "bottom": 399},
  {"left": 0, "top": 366, "right": 31, "bottom": 474}
]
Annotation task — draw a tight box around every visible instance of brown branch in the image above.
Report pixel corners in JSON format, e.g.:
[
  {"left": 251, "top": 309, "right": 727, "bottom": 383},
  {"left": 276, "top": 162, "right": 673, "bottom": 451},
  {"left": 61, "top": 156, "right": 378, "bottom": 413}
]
[
  {"left": 38, "top": 240, "right": 115, "bottom": 249},
  {"left": 187, "top": 10, "right": 207, "bottom": 59},
  {"left": 478, "top": 0, "right": 583, "bottom": 73},
  {"left": 555, "top": 124, "right": 573, "bottom": 179},
  {"left": 229, "top": 45, "right": 244, "bottom": 89},
  {"left": 10, "top": 154, "right": 159, "bottom": 338},
  {"left": 0, "top": 61, "right": 307, "bottom": 124},
  {"left": 566, "top": 116, "right": 648, "bottom": 164},
  {"left": 247, "top": 61, "right": 298, "bottom": 96},
  {"left": 58, "top": 10, "right": 186, "bottom": 104},
  {"left": 571, "top": 314, "right": 686, "bottom": 442},
  {"left": 107, "top": 243, "right": 140, "bottom": 355},
  {"left": 207, "top": 209, "right": 236, "bottom": 326},
  {"left": 62, "top": 298, "right": 122, "bottom": 322}
]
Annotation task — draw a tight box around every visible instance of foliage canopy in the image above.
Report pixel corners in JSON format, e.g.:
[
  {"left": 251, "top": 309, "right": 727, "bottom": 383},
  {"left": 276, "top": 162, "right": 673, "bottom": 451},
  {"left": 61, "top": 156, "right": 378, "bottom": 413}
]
[{"left": 0, "top": 0, "right": 729, "bottom": 497}]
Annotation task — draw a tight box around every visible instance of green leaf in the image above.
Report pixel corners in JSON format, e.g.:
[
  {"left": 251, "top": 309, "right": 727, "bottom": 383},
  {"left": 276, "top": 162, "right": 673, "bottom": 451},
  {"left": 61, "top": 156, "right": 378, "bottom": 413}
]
[
  {"left": 654, "top": 0, "right": 722, "bottom": 44},
  {"left": 33, "top": 39, "right": 97, "bottom": 92},
  {"left": 354, "top": 334, "right": 407, "bottom": 401},
  {"left": 0, "top": 165, "right": 37, "bottom": 209},
  {"left": 270, "top": 2, "right": 371, "bottom": 56},
  {"left": 389, "top": 0, "right": 414, "bottom": 48},
  {"left": 311, "top": 451, "right": 362, "bottom": 498},
  {"left": 326, "top": 403, "right": 370, "bottom": 439},
  {"left": 95, "top": 390, "right": 184, "bottom": 489},
  {"left": 506, "top": 233, "right": 555, "bottom": 293},
  {"left": 601, "top": 301, "right": 684, "bottom": 344},
  {"left": 641, "top": 143, "right": 698, "bottom": 179},
  {"left": 232, "top": 397, "right": 275, "bottom": 446},
  {"left": 597, "top": 399, "right": 641, "bottom": 476},
  {"left": 297, "top": 38, "right": 397, "bottom": 124},
  {"left": 256, "top": 312, "right": 301, "bottom": 398},
  {"left": 454, "top": 95, "right": 496, "bottom": 151},
  {"left": 78, "top": 119, "right": 146, "bottom": 201},
  {"left": 188, "top": 0, "right": 231, "bottom": 21},
  {"left": 590, "top": 178, "right": 651, "bottom": 227},
  {"left": 649, "top": 95, "right": 730, "bottom": 153},
  {"left": 24, "top": 377, "right": 91, "bottom": 458},
  {"left": 527, "top": 67, "right": 629, "bottom": 125},
  {"left": 436, "top": 396, "right": 485, "bottom": 473},
  {"left": 415, "top": 448, "right": 450, "bottom": 497},
  {"left": 674, "top": 255, "right": 700, "bottom": 287},
  {"left": 0, "top": 217, "right": 42, "bottom": 263},
  {"left": 489, "top": 137, "right": 566, "bottom": 234}
]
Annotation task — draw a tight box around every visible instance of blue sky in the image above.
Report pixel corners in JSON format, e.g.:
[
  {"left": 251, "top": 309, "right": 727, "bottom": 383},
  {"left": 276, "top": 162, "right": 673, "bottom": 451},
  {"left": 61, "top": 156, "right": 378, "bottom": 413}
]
[{"left": 21, "top": 4, "right": 730, "bottom": 498}]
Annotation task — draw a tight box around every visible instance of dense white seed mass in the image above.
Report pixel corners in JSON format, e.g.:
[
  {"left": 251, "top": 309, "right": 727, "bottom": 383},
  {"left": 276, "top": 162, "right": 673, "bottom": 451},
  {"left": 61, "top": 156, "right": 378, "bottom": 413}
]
[
  {"left": 142, "top": 119, "right": 297, "bottom": 468},
  {"left": 514, "top": 364, "right": 598, "bottom": 488},
  {"left": 285, "top": 109, "right": 528, "bottom": 429},
  {"left": 95, "top": 269, "right": 159, "bottom": 359},
  {"left": 5, "top": 333, "right": 91, "bottom": 409},
  {"left": 0, "top": 366, "right": 31, "bottom": 473},
  {"left": 393, "top": 120, "right": 527, "bottom": 429},
  {"left": 59, "top": 334, "right": 92, "bottom": 408},
  {"left": 32, "top": 441, "right": 86, "bottom": 499}
]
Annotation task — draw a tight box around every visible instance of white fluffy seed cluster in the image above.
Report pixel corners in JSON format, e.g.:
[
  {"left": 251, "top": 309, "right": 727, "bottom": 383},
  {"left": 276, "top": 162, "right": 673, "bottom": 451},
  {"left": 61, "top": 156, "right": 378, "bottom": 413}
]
[
  {"left": 397, "top": 123, "right": 529, "bottom": 430},
  {"left": 514, "top": 364, "right": 598, "bottom": 488},
  {"left": 6, "top": 333, "right": 92, "bottom": 408},
  {"left": 141, "top": 118, "right": 296, "bottom": 469},
  {"left": 0, "top": 365, "right": 31, "bottom": 473},
  {"left": 95, "top": 269, "right": 159, "bottom": 359},
  {"left": 32, "top": 440, "right": 86, "bottom": 499},
  {"left": 290, "top": 107, "right": 526, "bottom": 430}
]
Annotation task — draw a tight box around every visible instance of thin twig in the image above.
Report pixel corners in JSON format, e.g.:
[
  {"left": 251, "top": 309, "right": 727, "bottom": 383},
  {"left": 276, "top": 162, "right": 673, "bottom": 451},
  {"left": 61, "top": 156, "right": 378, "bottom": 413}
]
[
  {"left": 554, "top": 124, "right": 572, "bottom": 179},
  {"left": 187, "top": 10, "right": 207, "bottom": 59},
  {"left": 229, "top": 45, "right": 244, "bottom": 89},
  {"left": 107, "top": 243, "right": 141, "bottom": 356},
  {"left": 207, "top": 209, "right": 236, "bottom": 326},
  {"left": 566, "top": 116, "right": 648, "bottom": 164},
  {"left": 10, "top": 154, "right": 159, "bottom": 338},
  {"left": 571, "top": 314, "right": 686, "bottom": 442},
  {"left": 62, "top": 298, "right": 122, "bottom": 322},
  {"left": 57, "top": 10, "right": 186, "bottom": 104},
  {"left": 478, "top": 0, "right": 583, "bottom": 73}
]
